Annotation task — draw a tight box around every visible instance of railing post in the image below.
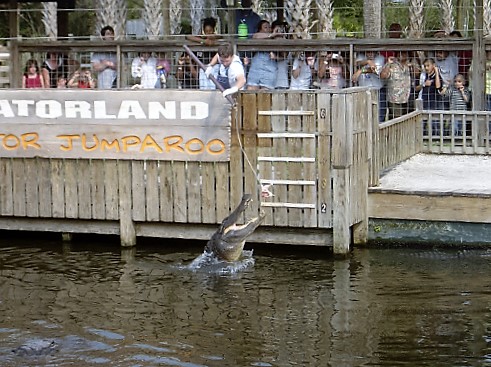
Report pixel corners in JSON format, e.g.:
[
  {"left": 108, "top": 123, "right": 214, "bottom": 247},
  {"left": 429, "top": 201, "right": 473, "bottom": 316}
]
[{"left": 118, "top": 160, "right": 136, "bottom": 247}]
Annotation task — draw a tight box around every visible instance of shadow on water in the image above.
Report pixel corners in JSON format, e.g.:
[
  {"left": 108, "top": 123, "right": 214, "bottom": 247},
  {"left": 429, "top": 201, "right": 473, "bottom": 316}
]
[{"left": 1, "top": 232, "right": 491, "bottom": 366}]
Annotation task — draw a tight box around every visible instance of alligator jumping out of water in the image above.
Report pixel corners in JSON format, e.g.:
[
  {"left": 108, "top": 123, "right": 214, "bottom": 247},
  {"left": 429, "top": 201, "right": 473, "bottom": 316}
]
[{"left": 205, "top": 194, "right": 265, "bottom": 261}]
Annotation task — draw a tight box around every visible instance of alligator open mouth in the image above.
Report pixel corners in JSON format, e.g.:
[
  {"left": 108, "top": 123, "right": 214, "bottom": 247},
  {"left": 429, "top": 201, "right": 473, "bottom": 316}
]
[{"left": 205, "top": 194, "right": 265, "bottom": 262}]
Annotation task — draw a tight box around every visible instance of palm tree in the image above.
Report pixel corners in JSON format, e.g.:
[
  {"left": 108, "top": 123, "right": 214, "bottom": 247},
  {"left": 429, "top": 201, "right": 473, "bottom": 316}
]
[
  {"left": 190, "top": 0, "right": 205, "bottom": 34},
  {"left": 42, "top": 2, "right": 58, "bottom": 40},
  {"left": 408, "top": 0, "right": 425, "bottom": 38},
  {"left": 144, "top": 0, "right": 163, "bottom": 39},
  {"left": 285, "top": 0, "right": 315, "bottom": 39},
  {"left": 484, "top": 0, "right": 491, "bottom": 36},
  {"left": 440, "top": 0, "right": 455, "bottom": 33},
  {"left": 96, "top": 0, "right": 127, "bottom": 39},
  {"left": 169, "top": 0, "right": 182, "bottom": 35},
  {"left": 315, "top": 0, "right": 335, "bottom": 39}
]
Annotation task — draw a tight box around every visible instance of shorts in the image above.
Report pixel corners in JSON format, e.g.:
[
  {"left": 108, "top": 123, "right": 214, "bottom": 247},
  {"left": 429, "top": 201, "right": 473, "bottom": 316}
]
[{"left": 246, "top": 52, "right": 278, "bottom": 90}]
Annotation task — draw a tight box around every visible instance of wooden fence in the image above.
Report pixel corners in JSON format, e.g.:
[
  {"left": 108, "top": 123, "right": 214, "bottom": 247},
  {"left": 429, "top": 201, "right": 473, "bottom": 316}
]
[{"left": 0, "top": 88, "right": 374, "bottom": 254}]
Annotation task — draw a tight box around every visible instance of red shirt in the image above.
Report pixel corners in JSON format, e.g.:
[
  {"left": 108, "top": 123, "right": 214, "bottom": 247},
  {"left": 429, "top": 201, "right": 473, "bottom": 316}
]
[{"left": 25, "top": 74, "right": 42, "bottom": 88}]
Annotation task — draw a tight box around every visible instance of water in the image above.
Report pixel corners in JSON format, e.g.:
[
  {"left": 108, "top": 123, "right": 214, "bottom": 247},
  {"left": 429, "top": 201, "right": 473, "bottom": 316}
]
[{"left": 0, "top": 235, "right": 490, "bottom": 366}]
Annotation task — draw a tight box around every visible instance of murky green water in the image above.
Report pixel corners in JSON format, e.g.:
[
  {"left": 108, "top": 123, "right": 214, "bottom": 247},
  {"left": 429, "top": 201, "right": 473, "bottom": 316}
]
[{"left": 0, "top": 234, "right": 490, "bottom": 366}]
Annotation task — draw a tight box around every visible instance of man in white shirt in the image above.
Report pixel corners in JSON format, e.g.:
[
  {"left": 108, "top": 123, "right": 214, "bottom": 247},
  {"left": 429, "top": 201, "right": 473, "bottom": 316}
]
[{"left": 206, "top": 43, "right": 246, "bottom": 98}]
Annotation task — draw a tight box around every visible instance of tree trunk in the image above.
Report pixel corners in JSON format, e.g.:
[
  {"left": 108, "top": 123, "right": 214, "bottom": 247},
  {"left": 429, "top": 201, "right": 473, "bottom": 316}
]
[
  {"left": 363, "top": 0, "right": 381, "bottom": 38},
  {"left": 408, "top": 0, "right": 424, "bottom": 38},
  {"left": 42, "top": 2, "right": 58, "bottom": 40}
]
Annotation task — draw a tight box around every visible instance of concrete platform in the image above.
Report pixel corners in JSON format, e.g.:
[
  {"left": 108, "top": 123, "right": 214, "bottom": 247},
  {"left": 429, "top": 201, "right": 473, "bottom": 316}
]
[
  {"left": 374, "top": 153, "right": 491, "bottom": 196},
  {"left": 368, "top": 154, "right": 491, "bottom": 246}
]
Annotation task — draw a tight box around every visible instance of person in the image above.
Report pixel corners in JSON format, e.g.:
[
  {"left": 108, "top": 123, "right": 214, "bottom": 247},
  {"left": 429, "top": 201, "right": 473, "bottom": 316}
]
[
  {"left": 246, "top": 20, "right": 279, "bottom": 90},
  {"left": 486, "top": 50, "right": 491, "bottom": 111},
  {"left": 91, "top": 25, "right": 117, "bottom": 89},
  {"left": 352, "top": 50, "right": 386, "bottom": 121},
  {"left": 56, "top": 76, "right": 67, "bottom": 88},
  {"left": 271, "top": 20, "right": 290, "bottom": 89},
  {"left": 186, "top": 17, "right": 221, "bottom": 47},
  {"left": 440, "top": 74, "right": 471, "bottom": 135},
  {"left": 205, "top": 42, "right": 246, "bottom": 98},
  {"left": 318, "top": 52, "right": 346, "bottom": 89},
  {"left": 235, "top": 0, "right": 261, "bottom": 39},
  {"left": 290, "top": 51, "right": 317, "bottom": 90},
  {"left": 415, "top": 58, "right": 442, "bottom": 110},
  {"left": 41, "top": 52, "right": 69, "bottom": 88},
  {"left": 449, "top": 30, "right": 472, "bottom": 80},
  {"left": 380, "top": 23, "right": 403, "bottom": 59},
  {"left": 67, "top": 67, "right": 96, "bottom": 88},
  {"left": 434, "top": 49, "right": 459, "bottom": 109},
  {"left": 380, "top": 50, "right": 411, "bottom": 119},
  {"left": 22, "top": 59, "right": 45, "bottom": 88},
  {"left": 186, "top": 17, "right": 221, "bottom": 90},
  {"left": 131, "top": 51, "right": 158, "bottom": 89},
  {"left": 176, "top": 52, "right": 199, "bottom": 89}
]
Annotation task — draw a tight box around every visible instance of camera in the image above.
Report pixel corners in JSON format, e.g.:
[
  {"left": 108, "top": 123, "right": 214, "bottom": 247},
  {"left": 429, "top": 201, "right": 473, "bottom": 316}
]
[{"left": 298, "top": 52, "right": 305, "bottom": 61}]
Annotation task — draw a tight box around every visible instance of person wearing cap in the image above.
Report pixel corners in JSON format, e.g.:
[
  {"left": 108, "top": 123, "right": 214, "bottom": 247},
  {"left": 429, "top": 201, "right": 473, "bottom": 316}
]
[{"left": 318, "top": 52, "right": 346, "bottom": 89}]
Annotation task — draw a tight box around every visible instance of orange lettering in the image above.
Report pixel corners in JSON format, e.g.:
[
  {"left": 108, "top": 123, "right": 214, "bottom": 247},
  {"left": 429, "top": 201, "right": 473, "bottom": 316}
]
[
  {"left": 140, "top": 134, "right": 163, "bottom": 153},
  {"left": 2, "top": 134, "right": 20, "bottom": 150},
  {"left": 121, "top": 136, "right": 141, "bottom": 152},
  {"left": 81, "top": 134, "right": 99, "bottom": 151},
  {"left": 21, "top": 133, "right": 40, "bottom": 150},
  {"left": 163, "top": 135, "right": 184, "bottom": 153},
  {"left": 57, "top": 134, "right": 80, "bottom": 151},
  {"left": 206, "top": 139, "right": 226, "bottom": 155},
  {"left": 100, "top": 139, "right": 120, "bottom": 152},
  {"left": 185, "top": 138, "right": 205, "bottom": 154}
]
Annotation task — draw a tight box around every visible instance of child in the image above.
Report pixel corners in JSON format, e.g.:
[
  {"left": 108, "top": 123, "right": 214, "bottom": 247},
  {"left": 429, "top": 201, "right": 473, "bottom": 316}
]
[
  {"left": 22, "top": 59, "right": 45, "bottom": 88},
  {"left": 67, "top": 68, "right": 96, "bottom": 88},
  {"left": 416, "top": 58, "right": 441, "bottom": 110},
  {"left": 440, "top": 74, "right": 471, "bottom": 135}
]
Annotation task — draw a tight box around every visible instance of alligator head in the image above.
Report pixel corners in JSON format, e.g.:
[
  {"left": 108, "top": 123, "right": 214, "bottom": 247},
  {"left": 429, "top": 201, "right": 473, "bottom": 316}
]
[{"left": 205, "top": 194, "right": 265, "bottom": 262}]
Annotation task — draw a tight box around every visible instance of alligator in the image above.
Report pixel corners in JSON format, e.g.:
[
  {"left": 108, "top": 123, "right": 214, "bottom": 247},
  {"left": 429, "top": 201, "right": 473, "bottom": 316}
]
[
  {"left": 12, "top": 339, "right": 58, "bottom": 357},
  {"left": 205, "top": 194, "right": 265, "bottom": 262}
]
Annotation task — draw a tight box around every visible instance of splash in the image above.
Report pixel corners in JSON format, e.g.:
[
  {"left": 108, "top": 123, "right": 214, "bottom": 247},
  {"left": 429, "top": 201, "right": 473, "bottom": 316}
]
[{"left": 185, "top": 250, "right": 255, "bottom": 275}]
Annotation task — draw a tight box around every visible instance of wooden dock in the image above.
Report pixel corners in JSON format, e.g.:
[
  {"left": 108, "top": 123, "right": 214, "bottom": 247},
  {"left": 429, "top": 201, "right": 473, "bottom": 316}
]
[
  {"left": 368, "top": 113, "right": 491, "bottom": 246},
  {"left": 1, "top": 87, "right": 491, "bottom": 251},
  {"left": 0, "top": 88, "right": 374, "bottom": 254}
]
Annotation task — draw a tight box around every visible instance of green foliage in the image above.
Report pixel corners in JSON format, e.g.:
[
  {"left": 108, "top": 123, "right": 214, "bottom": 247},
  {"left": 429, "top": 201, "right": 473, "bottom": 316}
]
[{"left": 331, "top": 0, "right": 365, "bottom": 36}]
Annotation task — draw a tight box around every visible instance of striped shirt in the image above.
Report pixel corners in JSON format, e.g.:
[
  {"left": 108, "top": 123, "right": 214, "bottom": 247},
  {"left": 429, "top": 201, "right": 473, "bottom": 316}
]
[{"left": 442, "top": 86, "right": 471, "bottom": 110}]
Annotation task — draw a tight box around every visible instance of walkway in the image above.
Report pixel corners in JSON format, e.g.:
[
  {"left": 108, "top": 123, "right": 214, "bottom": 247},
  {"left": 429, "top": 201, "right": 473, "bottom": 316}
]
[{"left": 375, "top": 153, "right": 491, "bottom": 196}]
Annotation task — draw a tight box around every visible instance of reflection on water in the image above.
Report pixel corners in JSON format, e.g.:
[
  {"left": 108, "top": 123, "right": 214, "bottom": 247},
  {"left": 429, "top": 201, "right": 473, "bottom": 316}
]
[{"left": 0, "top": 235, "right": 490, "bottom": 366}]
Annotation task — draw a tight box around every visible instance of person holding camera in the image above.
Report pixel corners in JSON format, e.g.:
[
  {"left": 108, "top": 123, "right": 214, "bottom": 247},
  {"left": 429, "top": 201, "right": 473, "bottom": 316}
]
[
  {"left": 131, "top": 51, "right": 158, "bottom": 89},
  {"left": 290, "top": 50, "right": 317, "bottom": 90},
  {"left": 67, "top": 68, "right": 96, "bottom": 88}
]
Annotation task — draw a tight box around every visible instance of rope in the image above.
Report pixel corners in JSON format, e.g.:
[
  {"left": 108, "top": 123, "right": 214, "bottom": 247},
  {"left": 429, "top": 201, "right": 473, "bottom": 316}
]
[{"left": 232, "top": 103, "right": 272, "bottom": 201}]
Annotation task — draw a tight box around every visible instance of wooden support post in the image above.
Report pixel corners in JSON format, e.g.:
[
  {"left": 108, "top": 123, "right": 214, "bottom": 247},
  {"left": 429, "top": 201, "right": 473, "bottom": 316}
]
[
  {"left": 118, "top": 160, "right": 136, "bottom": 247},
  {"left": 332, "top": 168, "right": 351, "bottom": 254},
  {"left": 331, "top": 93, "right": 353, "bottom": 254},
  {"left": 61, "top": 232, "right": 72, "bottom": 242}
]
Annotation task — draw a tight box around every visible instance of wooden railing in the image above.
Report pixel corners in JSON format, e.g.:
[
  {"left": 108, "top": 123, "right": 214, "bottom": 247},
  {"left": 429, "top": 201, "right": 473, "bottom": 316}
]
[
  {"left": 370, "top": 110, "right": 423, "bottom": 187},
  {"left": 421, "top": 111, "right": 491, "bottom": 154}
]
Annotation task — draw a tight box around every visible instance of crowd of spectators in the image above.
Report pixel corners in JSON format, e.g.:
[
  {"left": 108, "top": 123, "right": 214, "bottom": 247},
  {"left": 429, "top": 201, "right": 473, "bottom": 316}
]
[{"left": 19, "top": 15, "right": 486, "bottom": 118}]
